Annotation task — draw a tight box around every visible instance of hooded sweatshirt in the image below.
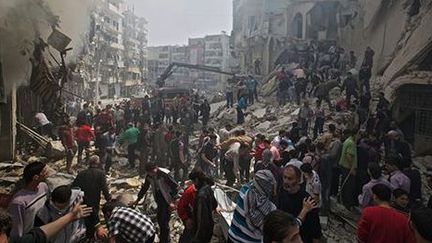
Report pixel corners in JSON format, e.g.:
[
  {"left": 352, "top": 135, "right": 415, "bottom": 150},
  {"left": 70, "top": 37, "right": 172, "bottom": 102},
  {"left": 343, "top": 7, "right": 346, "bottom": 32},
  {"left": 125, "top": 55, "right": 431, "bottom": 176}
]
[{"left": 36, "top": 189, "right": 86, "bottom": 243}]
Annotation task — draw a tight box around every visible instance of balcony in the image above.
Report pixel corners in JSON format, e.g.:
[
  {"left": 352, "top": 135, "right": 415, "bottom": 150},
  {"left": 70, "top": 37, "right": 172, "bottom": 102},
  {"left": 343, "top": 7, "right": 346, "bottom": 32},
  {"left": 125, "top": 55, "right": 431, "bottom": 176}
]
[{"left": 108, "top": 3, "right": 123, "bottom": 18}]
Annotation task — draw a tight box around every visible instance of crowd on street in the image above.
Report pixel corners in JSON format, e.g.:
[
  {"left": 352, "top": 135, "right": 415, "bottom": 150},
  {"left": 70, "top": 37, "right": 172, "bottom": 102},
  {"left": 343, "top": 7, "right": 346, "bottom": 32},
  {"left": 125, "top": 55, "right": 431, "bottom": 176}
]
[{"left": 3, "top": 41, "right": 432, "bottom": 243}]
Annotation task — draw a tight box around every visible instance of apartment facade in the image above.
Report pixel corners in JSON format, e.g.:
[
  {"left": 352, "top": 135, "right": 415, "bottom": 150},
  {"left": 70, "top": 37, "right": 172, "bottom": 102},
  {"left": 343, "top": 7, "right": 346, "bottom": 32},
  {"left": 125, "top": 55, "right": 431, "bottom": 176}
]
[
  {"left": 84, "top": 0, "right": 148, "bottom": 98},
  {"left": 232, "top": 0, "right": 343, "bottom": 75}
]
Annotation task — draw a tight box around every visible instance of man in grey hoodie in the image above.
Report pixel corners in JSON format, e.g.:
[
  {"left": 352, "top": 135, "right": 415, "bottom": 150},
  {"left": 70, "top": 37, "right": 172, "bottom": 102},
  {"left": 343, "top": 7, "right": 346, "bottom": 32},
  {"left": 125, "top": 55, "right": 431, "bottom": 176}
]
[{"left": 35, "top": 185, "right": 86, "bottom": 243}]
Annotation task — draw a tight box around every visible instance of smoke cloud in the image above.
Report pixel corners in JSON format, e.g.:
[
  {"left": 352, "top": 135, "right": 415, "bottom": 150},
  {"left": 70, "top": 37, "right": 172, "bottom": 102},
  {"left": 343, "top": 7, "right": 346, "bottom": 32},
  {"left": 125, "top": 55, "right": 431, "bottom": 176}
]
[{"left": 0, "top": 0, "right": 95, "bottom": 95}]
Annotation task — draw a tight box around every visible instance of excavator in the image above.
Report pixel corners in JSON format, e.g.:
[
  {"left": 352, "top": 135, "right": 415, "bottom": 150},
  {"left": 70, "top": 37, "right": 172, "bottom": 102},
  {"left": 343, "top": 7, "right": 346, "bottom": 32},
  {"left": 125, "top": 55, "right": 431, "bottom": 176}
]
[{"left": 156, "top": 62, "right": 238, "bottom": 88}]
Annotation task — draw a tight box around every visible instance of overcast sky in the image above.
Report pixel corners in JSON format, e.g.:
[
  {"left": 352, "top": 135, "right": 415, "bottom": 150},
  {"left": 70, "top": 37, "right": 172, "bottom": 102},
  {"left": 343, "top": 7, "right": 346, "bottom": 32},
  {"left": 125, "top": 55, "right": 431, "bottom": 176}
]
[{"left": 126, "top": 0, "right": 233, "bottom": 46}]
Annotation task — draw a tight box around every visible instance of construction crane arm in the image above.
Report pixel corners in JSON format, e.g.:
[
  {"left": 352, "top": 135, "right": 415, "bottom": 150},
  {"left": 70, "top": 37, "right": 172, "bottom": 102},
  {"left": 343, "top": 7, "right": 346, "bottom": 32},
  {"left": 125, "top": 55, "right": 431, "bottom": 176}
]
[{"left": 157, "top": 62, "right": 236, "bottom": 87}]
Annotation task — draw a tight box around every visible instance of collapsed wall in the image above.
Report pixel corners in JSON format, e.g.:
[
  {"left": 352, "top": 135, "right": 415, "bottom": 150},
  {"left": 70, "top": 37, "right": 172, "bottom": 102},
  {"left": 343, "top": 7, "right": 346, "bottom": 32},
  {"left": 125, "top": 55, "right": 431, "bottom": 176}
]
[{"left": 339, "top": 0, "right": 432, "bottom": 155}]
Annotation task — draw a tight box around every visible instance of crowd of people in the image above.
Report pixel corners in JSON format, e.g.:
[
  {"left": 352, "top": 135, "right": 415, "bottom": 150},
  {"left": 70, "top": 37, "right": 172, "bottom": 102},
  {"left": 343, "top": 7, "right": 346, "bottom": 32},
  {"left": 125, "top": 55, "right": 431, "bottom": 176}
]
[{"left": 6, "top": 40, "right": 432, "bottom": 243}]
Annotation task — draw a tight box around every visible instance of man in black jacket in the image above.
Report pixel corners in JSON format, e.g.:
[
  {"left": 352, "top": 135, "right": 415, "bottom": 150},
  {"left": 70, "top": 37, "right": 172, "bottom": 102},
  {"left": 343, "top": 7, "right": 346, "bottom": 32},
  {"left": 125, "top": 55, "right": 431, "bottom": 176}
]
[
  {"left": 134, "top": 163, "right": 179, "bottom": 243},
  {"left": 72, "top": 155, "right": 111, "bottom": 240},
  {"left": 384, "top": 130, "right": 412, "bottom": 169},
  {"left": 189, "top": 169, "right": 218, "bottom": 243},
  {"left": 277, "top": 165, "right": 322, "bottom": 243}
]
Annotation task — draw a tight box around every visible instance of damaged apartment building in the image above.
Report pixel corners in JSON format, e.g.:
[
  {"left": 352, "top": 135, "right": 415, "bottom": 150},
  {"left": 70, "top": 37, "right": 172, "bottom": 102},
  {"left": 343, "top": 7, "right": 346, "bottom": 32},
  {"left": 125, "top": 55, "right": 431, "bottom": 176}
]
[
  {"left": 231, "top": 0, "right": 345, "bottom": 75},
  {"left": 338, "top": 0, "right": 432, "bottom": 155},
  {"left": 232, "top": 0, "right": 432, "bottom": 155},
  {"left": 79, "top": 0, "right": 149, "bottom": 99}
]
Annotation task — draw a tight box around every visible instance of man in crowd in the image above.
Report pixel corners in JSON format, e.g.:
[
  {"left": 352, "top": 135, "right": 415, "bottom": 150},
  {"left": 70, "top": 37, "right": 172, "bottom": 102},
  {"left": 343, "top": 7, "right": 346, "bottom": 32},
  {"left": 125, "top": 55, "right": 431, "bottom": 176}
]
[
  {"left": 358, "top": 163, "right": 391, "bottom": 209},
  {"left": 95, "top": 127, "right": 116, "bottom": 173},
  {"left": 119, "top": 123, "right": 140, "bottom": 169},
  {"left": 75, "top": 122, "right": 95, "bottom": 165},
  {"left": 298, "top": 101, "right": 314, "bottom": 133},
  {"left": 76, "top": 103, "right": 93, "bottom": 127},
  {"left": 170, "top": 130, "right": 188, "bottom": 182},
  {"left": 198, "top": 134, "right": 218, "bottom": 176},
  {"left": 392, "top": 189, "right": 410, "bottom": 214},
  {"left": 102, "top": 200, "right": 156, "bottom": 243},
  {"left": 228, "top": 170, "right": 277, "bottom": 243},
  {"left": 34, "top": 185, "right": 86, "bottom": 243},
  {"left": 72, "top": 155, "right": 111, "bottom": 240},
  {"left": 236, "top": 95, "right": 247, "bottom": 124},
  {"left": 385, "top": 130, "right": 412, "bottom": 169},
  {"left": 277, "top": 165, "right": 322, "bottom": 243},
  {"left": 58, "top": 120, "right": 76, "bottom": 174},
  {"left": 246, "top": 75, "right": 258, "bottom": 104},
  {"left": 200, "top": 99, "right": 211, "bottom": 127},
  {"left": 410, "top": 207, "right": 432, "bottom": 243},
  {"left": 357, "top": 184, "right": 414, "bottom": 243},
  {"left": 0, "top": 203, "right": 92, "bottom": 243},
  {"left": 338, "top": 129, "right": 357, "bottom": 210},
  {"left": 385, "top": 154, "right": 411, "bottom": 193},
  {"left": 225, "top": 81, "right": 234, "bottom": 108},
  {"left": 177, "top": 181, "right": 196, "bottom": 243},
  {"left": 341, "top": 71, "right": 358, "bottom": 106},
  {"left": 8, "top": 162, "right": 50, "bottom": 239},
  {"left": 188, "top": 169, "right": 218, "bottom": 243},
  {"left": 263, "top": 210, "right": 303, "bottom": 243},
  {"left": 35, "top": 110, "right": 55, "bottom": 140},
  {"left": 134, "top": 163, "right": 178, "bottom": 243},
  {"left": 359, "top": 46, "right": 374, "bottom": 94}
]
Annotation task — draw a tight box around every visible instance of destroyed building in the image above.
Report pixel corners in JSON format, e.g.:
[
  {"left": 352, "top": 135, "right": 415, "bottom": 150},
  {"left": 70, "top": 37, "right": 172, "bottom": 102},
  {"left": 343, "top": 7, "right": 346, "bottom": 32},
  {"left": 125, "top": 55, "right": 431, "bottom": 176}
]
[
  {"left": 232, "top": 0, "right": 432, "bottom": 155},
  {"left": 338, "top": 0, "right": 432, "bottom": 155},
  {"left": 80, "top": 0, "right": 149, "bottom": 99},
  {"left": 231, "top": 0, "right": 343, "bottom": 75}
]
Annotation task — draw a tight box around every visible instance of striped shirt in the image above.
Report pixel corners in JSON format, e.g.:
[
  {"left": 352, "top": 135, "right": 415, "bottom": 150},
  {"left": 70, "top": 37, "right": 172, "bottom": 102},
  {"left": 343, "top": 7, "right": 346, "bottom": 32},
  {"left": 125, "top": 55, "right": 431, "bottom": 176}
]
[{"left": 229, "top": 184, "right": 272, "bottom": 243}]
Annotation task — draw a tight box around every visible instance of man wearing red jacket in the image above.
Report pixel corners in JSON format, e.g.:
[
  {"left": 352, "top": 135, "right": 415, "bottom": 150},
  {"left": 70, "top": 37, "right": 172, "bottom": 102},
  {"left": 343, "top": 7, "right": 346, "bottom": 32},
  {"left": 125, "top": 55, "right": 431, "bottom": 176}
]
[
  {"left": 177, "top": 182, "right": 196, "bottom": 243},
  {"left": 75, "top": 123, "right": 95, "bottom": 165},
  {"left": 58, "top": 121, "right": 76, "bottom": 173},
  {"left": 357, "top": 184, "right": 415, "bottom": 243}
]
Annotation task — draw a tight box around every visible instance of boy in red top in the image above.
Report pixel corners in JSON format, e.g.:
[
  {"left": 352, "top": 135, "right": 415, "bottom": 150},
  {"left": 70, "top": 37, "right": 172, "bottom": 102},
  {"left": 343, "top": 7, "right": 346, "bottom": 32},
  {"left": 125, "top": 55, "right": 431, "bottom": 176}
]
[
  {"left": 58, "top": 121, "right": 76, "bottom": 173},
  {"left": 177, "top": 182, "right": 196, "bottom": 243},
  {"left": 75, "top": 123, "right": 95, "bottom": 165},
  {"left": 357, "top": 184, "right": 415, "bottom": 243}
]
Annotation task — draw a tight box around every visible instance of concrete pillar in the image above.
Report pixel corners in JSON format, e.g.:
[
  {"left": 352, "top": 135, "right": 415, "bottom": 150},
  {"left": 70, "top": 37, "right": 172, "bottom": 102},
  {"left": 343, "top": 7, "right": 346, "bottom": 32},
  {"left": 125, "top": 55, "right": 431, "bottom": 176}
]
[{"left": 0, "top": 83, "right": 16, "bottom": 161}]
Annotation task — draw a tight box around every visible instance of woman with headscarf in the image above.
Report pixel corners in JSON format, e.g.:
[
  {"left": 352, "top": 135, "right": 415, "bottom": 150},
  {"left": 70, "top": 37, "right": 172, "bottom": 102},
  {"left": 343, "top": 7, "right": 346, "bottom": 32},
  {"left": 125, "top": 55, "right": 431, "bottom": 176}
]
[{"left": 228, "top": 170, "right": 277, "bottom": 243}]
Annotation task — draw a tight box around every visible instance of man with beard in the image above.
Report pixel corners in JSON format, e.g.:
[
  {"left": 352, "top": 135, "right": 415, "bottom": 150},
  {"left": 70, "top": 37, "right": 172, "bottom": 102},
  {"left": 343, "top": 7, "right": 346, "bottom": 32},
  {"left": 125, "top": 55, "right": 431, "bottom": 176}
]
[{"left": 277, "top": 165, "right": 322, "bottom": 243}]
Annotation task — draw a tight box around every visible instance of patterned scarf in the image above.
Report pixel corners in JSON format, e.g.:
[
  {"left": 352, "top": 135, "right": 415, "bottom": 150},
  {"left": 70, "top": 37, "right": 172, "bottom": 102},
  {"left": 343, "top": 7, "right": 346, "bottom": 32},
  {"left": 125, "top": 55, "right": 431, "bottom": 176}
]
[{"left": 245, "top": 170, "right": 276, "bottom": 230}]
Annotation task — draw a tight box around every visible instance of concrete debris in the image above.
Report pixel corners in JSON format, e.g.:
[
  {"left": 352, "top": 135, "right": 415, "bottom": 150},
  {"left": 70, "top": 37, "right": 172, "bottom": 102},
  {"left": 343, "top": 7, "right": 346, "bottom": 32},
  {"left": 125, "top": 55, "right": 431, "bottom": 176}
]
[
  {"left": 260, "top": 76, "right": 278, "bottom": 96},
  {"left": 45, "top": 141, "right": 66, "bottom": 159},
  {"left": 111, "top": 178, "right": 142, "bottom": 189},
  {"left": 46, "top": 172, "right": 76, "bottom": 190},
  {"left": 0, "top": 162, "right": 24, "bottom": 171},
  {"left": 255, "top": 121, "right": 272, "bottom": 132},
  {"left": 252, "top": 108, "right": 266, "bottom": 119}
]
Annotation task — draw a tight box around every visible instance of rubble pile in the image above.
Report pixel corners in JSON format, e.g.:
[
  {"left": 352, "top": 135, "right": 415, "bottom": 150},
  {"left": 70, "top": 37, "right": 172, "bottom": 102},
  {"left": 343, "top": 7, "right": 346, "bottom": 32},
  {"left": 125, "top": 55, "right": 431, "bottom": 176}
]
[{"left": 210, "top": 99, "right": 299, "bottom": 136}]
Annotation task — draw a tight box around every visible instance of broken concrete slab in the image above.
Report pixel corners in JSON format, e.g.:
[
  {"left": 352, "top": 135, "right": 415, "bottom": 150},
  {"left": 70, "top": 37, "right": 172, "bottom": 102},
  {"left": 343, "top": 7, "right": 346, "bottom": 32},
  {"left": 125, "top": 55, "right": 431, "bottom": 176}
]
[
  {"left": 291, "top": 108, "right": 300, "bottom": 116},
  {"left": 45, "top": 141, "right": 66, "bottom": 159},
  {"left": 255, "top": 121, "right": 272, "bottom": 132},
  {"left": 252, "top": 108, "right": 267, "bottom": 119},
  {"left": 46, "top": 172, "right": 75, "bottom": 190},
  {"left": 0, "top": 162, "right": 24, "bottom": 171},
  {"left": 210, "top": 101, "right": 227, "bottom": 115},
  {"left": 111, "top": 177, "right": 142, "bottom": 189}
]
